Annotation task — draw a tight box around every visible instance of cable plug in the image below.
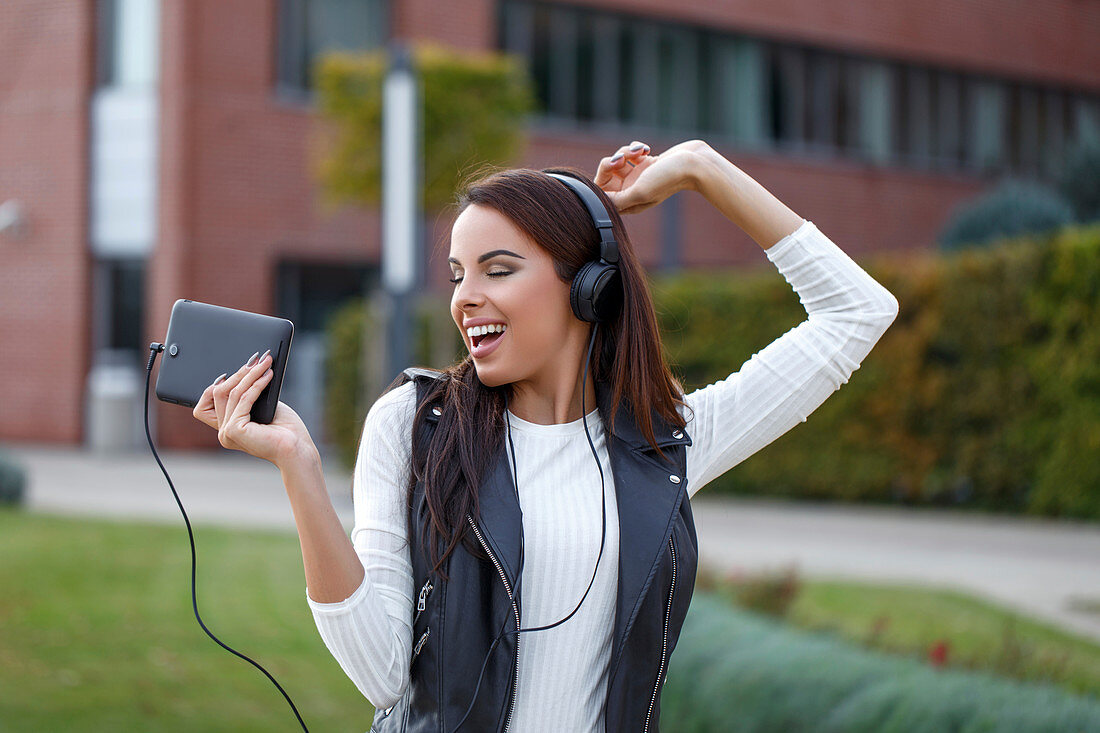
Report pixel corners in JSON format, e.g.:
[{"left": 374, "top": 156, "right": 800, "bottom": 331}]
[{"left": 147, "top": 342, "right": 165, "bottom": 371}]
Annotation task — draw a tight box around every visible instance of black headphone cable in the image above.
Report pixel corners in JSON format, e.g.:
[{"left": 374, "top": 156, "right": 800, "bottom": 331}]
[
  {"left": 448, "top": 323, "right": 607, "bottom": 732},
  {"left": 145, "top": 342, "right": 310, "bottom": 732}
]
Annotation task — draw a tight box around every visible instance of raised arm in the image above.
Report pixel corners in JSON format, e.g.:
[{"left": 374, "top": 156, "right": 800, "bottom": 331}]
[
  {"left": 594, "top": 139, "right": 900, "bottom": 496},
  {"left": 689, "top": 146, "right": 898, "bottom": 494}
]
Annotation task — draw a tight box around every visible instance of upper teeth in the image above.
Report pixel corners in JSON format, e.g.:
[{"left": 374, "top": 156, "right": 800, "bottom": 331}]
[{"left": 467, "top": 324, "right": 507, "bottom": 338}]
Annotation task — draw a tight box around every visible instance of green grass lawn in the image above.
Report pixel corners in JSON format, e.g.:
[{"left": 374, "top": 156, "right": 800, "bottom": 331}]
[
  {"left": 0, "top": 508, "right": 375, "bottom": 732},
  {"left": 5, "top": 508, "right": 1098, "bottom": 731},
  {"left": 699, "top": 565, "right": 1100, "bottom": 700}
]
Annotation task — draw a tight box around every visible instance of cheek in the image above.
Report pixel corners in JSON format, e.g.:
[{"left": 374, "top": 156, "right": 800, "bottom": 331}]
[{"left": 512, "top": 278, "right": 574, "bottom": 337}]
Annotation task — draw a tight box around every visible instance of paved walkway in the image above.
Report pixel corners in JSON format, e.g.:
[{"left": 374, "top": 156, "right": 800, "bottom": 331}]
[{"left": 7, "top": 441, "right": 1100, "bottom": 641}]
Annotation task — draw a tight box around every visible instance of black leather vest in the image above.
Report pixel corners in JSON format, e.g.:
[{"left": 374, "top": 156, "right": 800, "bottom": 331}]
[{"left": 370, "top": 367, "right": 697, "bottom": 733}]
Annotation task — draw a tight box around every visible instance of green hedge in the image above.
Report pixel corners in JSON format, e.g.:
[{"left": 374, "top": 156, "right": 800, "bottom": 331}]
[
  {"left": 323, "top": 296, "right": 459, "bottom": 471},
  {"left": 654, "top": 223, "right": 1100, "bottom": 520},
  {"left": 661, "top": 592, "right": 1100, "bottom": 732},
  {"left": 325, "top": 224, "right": 1100, "bottom": 520}
]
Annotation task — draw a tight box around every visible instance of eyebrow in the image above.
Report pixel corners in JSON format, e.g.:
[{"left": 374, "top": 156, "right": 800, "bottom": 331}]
[{"left": 447, "top": 249, "right": 527, "bottom": 266}]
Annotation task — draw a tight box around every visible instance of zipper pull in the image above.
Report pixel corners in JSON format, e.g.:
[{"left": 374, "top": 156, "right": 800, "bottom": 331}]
[
  {"left": 414, "top": 627, "right": 430, "bottom": 657},
  {"left": 417, "top": 580, "right": 433, "bottom": 613}
]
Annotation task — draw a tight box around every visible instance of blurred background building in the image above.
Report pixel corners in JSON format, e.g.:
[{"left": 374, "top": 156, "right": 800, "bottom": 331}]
[{"left": 2, "top": 0, "right": 1098, "bottom": 453}]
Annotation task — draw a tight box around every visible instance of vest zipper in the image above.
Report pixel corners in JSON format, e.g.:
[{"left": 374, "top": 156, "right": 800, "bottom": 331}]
[
  {"left": 413, "top": 627, "right": 431, "bottom": 658},
  {"left": 466, "top": 514, "right": 519, "bottom": 733},
  {"left": 643, "top": 536, "right": 676, "bottom": 733},
  {"left": 414, "top": 578, "right": 434, "bottom": 624}
]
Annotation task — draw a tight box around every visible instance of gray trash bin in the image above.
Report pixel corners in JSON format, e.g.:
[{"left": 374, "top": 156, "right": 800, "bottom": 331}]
[{"left": 86, "top": 354, "right": 145, "bottom": 453}]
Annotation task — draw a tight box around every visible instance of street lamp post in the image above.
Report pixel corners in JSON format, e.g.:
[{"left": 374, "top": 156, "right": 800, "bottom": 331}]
[{"left": 381, "top": 43, "right": 420, "bottom": 383}]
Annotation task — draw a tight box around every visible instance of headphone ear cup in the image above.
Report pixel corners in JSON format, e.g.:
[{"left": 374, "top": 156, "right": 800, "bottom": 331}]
[
  {"left": 590, "top": 265, "right": 623, "bottom": 323},
  {"left": 570, "top": 261, "right": 599, "bottom": 323},
  {"left": 571, "top": 261, "right": 622, "bottom": 323}
]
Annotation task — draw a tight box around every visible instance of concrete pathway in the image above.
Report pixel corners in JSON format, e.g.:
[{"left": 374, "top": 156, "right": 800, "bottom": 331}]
[{"left": 7, "top": 441, "right": 1100, "bottom": 641}]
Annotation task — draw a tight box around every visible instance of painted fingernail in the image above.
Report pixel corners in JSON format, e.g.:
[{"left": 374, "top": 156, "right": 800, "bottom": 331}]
[
  {"left": 629, "top": 142, "right": 644, "bottom": 151},
  {"left": 260, "top": 348, "right": 271, "bottom": 362},
  {"left": 246, "top": 351, "right": 260, "bottom": 367},
  {"left": 213, "top": 373, "right": 228, "bottom": 385},
  {"left": 610, "top": 153, "right": 623, "bottom": 163}
]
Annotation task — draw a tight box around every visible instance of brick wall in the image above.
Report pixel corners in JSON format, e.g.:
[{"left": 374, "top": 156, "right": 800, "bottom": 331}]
[
  {"left": 0, "top": 0, "right": 93, "bottom": 444},
  {"left": 2, "top": 0, "right": 1092, "bottom": 447}
]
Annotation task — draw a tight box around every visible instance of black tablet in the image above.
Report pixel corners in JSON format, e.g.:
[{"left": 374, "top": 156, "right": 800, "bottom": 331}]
[{"left": 155, "top": 299, "right": 294, "bottom": 425}]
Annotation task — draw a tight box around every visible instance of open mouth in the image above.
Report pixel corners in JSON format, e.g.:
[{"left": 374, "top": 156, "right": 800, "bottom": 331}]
[
  {"left": 472, "top": 330, "right": 505, "bottom": 349},
  {"left": 468, "top": 323, "right": 508, "bottom": 352}
]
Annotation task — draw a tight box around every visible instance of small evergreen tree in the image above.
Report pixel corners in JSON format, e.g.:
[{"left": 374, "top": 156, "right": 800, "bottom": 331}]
[
  {"left": 1059, "top": 135, "right": 1100, "bottom": 224},
  {"left": 938, "top": 179, "right": 1074, "bottom": 251}
]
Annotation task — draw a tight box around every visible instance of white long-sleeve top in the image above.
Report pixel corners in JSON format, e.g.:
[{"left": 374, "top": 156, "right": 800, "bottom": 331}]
[{"left": 307, "top": 219, "right": 900, "bottom": 731}]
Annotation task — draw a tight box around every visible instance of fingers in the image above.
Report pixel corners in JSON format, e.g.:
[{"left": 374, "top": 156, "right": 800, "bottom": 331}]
[
  {"left": 192, "top": 377, "right": 225, "bottom": 428},
  {"left": 211, "top": 350, "right": 271, "bottom": 428},
  {"left": 227, "top": 367, "right": 275, "bottom": 424},
  {"left": 227, "top": 363, "right": 275, "bottom": 426},
  {"left": 594, "top": 140, "right": 651, "bottom": 187}
]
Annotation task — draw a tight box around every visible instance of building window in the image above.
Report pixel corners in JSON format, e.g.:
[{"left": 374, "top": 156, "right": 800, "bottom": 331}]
[
  {"left": 276, "top": 261, "right": 378, "bottom": 333},
  {"left": 275, "top": 0, "right": 388, "bottom": 95},
  {"left": 92, "top": 258, "right": 146, "bottom": 366},
  {"left": 967, "top": 80, "right": 1007, "bottom": 173},
  {"left": 497, "top": 0, "right": 1100, "bottom": 180},
  {"left": 96, "top": 0, "right": 160, "bottom": 89}
]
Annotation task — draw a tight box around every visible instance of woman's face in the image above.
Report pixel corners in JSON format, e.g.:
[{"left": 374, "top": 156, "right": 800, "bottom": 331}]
[{"left": 449, "top": 204, "right": 585, "bottom": 389}]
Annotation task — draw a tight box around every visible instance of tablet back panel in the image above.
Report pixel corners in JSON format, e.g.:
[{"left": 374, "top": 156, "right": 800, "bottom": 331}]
[{"left": 155, "top": 299, "right": 294, "bottom": 425}]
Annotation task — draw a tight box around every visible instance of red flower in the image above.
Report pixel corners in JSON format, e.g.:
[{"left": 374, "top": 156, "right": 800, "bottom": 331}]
[{"left": 928, "top": 640, "right": 949, "bottom": 667}]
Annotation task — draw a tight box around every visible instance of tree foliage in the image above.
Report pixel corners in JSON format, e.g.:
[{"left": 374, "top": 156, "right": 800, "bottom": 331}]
[{"left": 312, "top": 42, "right": 536, "bottom": 211}]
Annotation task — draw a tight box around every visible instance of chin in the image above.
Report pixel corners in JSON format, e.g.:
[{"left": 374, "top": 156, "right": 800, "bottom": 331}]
[{"left": 472, "top": 363, "right": 514, "bottom": 390}]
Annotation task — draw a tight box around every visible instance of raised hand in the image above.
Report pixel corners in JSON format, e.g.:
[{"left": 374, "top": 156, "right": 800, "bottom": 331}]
[
  {"left": 593, "top": 139, "right": 708, "bottom": 215},
  {"left": 192, "top": 350, "right": 316, "bottom": 469}
]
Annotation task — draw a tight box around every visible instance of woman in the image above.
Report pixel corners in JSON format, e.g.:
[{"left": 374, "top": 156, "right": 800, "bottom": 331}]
[{"left": 192, "top": 139, "right": 899, "bottom": 732}]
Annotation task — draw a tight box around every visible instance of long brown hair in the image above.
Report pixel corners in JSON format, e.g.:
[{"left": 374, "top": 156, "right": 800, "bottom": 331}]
[{"left": 382, "top": 166, "right": 689, "bottom": 581}]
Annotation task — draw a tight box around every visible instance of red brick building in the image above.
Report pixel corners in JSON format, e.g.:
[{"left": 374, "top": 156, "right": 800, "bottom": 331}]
[{"left": 2, "top": 0, "right": 1098, "bottom": 452}]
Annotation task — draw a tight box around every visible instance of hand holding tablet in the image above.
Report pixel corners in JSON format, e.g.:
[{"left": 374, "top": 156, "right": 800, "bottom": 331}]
[{"left": 155, "top": 299, "right": 317, "bottom": 468}]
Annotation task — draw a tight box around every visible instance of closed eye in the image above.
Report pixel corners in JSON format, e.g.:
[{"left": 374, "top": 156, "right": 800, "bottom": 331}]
[{"left": 448, "top": 269, "right": 512, "bottom": 283}]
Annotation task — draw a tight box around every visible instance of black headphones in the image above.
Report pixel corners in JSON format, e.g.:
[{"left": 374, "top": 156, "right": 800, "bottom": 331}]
[{"left": 545, "top": 171, "right": 624, "bottom": 324}]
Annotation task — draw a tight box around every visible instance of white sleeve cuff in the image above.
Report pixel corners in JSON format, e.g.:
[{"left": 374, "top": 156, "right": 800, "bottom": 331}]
[
  {"left": 763, "top": 219, "right": 814, "bottom": 261},
  {"left": 305, "top": 571, "right": 371, "bottom": 615}
]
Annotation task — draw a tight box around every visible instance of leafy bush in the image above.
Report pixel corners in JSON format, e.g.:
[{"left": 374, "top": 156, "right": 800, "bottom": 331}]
[
  {"left": 0, "top": 445, "right": 26, "bottom": 505},
  {"left": 938, "top": 179, "right": 1074, "bottom": 251},
  {"left": 697, "top": 564, "right": 802, "bottom": 619},
  {"left": 661, "top": 593, "right": 1100, "bottom": 732},
  {"left": 324, "top": 295, "right": 462, "bottom": 471},
  {"left": 651, "top": 223, "right": 1100, "bottom": 520}
]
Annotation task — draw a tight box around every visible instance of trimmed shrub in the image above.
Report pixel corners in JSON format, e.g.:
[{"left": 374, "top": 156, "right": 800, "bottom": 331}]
[
  {"left": 324, "top": 295, "right": 462, "bottom": 471},
  {"left": 651, "top": 223, "right": 1100, "bottom": 520},
  {"left": 661, "top": 592, "right": 1100, "bottom": 732},
  {"left": 938, "top": 179, "right": 1074, "bottom": 251}
]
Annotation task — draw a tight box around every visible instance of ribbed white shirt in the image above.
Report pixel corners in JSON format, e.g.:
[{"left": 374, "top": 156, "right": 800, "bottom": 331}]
[{"left": 307, "top": 220, "right": 900, "bottom": 731}]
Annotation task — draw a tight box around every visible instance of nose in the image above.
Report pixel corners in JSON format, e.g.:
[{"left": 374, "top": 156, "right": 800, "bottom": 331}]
[{"left": 453, "top": 275, "right": 485, "bottom": 311}]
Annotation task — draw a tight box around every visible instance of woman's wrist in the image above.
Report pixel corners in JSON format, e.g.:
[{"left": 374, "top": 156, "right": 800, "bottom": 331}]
[
  {"left": 692, "top": 143, "right": 804, "bottom": 250},
  {"left": 278, "top": 441, "right": 322, "bottom": 483}
]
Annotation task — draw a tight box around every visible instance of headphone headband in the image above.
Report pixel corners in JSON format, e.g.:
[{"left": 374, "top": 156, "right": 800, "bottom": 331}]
[
  {"left": 545, "top": 172, "right": 619, "bottom": 265},
  {"left": 544, "top": 170, "right": 623, "bottom": 324}
]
